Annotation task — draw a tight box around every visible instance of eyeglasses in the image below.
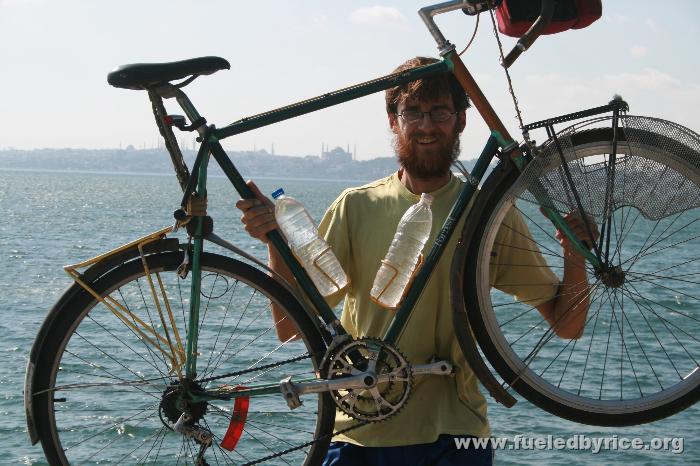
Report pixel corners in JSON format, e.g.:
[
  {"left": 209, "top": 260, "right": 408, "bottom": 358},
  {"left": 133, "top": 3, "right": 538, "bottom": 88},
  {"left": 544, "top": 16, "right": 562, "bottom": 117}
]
[{"left": 396, "top": 109, "right": 457, "bottom": 124}]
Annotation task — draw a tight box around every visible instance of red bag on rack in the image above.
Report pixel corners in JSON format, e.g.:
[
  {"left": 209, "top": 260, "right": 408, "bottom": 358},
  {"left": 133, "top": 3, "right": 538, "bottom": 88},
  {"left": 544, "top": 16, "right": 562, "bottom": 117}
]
[{"left": 496, "top": 0, "right": 602, "bottom": 37}]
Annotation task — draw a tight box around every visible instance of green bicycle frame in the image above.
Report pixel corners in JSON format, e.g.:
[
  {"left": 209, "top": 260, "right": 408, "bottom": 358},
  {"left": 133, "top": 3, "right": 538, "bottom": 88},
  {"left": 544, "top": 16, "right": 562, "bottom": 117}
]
[{"left": 176, "top": 52, "right": 602, "bottom": 395}]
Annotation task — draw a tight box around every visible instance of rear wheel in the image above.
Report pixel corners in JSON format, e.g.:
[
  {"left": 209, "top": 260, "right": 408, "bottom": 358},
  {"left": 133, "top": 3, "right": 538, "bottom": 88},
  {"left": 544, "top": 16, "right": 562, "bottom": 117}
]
[
  {"left": 458, "top": 118, "right": 700, "bottom": 425},
  {"left": 31, "top": 249, "right": 335, "bottom": 464}
]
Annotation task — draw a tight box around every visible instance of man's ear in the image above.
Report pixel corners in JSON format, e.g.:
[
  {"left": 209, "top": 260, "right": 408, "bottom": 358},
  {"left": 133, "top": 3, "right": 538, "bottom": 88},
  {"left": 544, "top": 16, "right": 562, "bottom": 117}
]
[
  {"left": 388, "top": 112, "right": 400, "bottom": 134},
  {"left": 456, "top": 110, "right": 467, "bottom": 133}
]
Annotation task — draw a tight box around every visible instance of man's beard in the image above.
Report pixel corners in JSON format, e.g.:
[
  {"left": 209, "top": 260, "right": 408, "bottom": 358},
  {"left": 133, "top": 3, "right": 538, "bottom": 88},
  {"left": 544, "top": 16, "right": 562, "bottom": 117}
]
[{"left": 394, "top": 127, "right": 461, "bottom": 180}]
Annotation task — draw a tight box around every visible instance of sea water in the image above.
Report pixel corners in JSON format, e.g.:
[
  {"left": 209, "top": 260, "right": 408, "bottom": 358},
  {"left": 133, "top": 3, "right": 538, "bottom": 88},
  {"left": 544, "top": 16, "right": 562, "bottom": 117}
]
[{"left": 1, "top": 169, "right": 698, "bottom": 465}]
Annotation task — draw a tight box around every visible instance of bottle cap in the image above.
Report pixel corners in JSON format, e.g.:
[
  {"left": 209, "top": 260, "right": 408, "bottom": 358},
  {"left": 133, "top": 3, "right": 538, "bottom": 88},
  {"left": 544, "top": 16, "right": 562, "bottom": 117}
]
[
  {"left": 271, "top": 188, "right": 285, "bottom": 199},
  {"left": 420, "top": 193, "right": 433, "bottom": 205}
]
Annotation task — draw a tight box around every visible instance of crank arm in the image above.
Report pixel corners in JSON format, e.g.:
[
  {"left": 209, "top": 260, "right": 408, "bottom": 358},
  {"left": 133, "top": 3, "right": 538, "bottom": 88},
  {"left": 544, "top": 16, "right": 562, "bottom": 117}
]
[
  {"left": 411, "top": 360, "right": 453, "bottom": 377},
  {"left": 284, "top": 372, "right": 376, "bottom": 398},
  {"left": 291, "top": 360, "right": 453, "bottom": 395},
  {"left": 279, "top": 360, "right": 454, "bottom": 409}
]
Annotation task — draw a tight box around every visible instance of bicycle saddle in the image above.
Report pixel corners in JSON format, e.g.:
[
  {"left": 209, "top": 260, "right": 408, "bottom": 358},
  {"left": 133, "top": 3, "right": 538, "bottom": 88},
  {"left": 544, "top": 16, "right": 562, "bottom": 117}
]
[{"left": 107, "top": 56, "right": 230, "bottom": 90}]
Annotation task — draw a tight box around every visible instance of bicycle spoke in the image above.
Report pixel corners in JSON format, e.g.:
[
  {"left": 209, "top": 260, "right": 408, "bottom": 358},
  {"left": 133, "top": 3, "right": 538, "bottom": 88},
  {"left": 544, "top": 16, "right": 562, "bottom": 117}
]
[
  {"left": 135, "top": 278, "right": 173, "bottom": 371},
  {"left": 627, "top": 270, "right": 700, "bottom": 287},
  {"left": 616, "top": 206, "right": 683, "bottom": 267},
  {"left": 204, "top": 290, "right": 275, "bottom": 379},
  {"left": 623, "top": 223, "right": 700, "bottom": 268},
  {"left": 628, "top": 273, "right": 700, "bottom": 305},
  {"left": 624, "top": 283, "right": 700, "bottom": 367},
  {"left": 617, "top": 298, "right": 656, "bottom": 397},
  {"left": 62, "top": 403, "right": 158, "bottom": 452},
  {"left": 115, "top": 287, "right": 171, "bottom": 380},
  {"left": 606, "top": 289, "right": 641, "bottom": 400},
  {"left": 83, "top": 412, "right": 158, "bottom": 464},
  {"left": 119, "top": 425, "right": 168, "bottom": 464},
  {"left": 513, "top": 204, "right": 565, "bottom": 257},
  {"left": 493, "top": 240, "right": 566, "bottom": 259},
  {"left": 599, "top": 285, "right": 616, "bottom": 399},
  {"left": 201, "top": 281, "right": 258, "bottom": 380},
  {"left": 576, "top": 288, "right": 607, "bottom": 396},
  {"left": 202, "top": 279, "right": 240, "bottom": 379},
  {"left": 213, "top": 312, "right": 291, "bottom": 377},
  {"left": 517, "top": 281, "right": 602, "bottom": 367},
  {"left": 496, "top": 280, "right": 599, "bottom": 330},
  {"left": 621, "top": 282, "right": 686, "bottom": 380},
  {"left": 646, "top": 255, "right": 700, "bottom": 277},
  {"left": 63, "top": 343, "right": 161, "bottom": 401}
]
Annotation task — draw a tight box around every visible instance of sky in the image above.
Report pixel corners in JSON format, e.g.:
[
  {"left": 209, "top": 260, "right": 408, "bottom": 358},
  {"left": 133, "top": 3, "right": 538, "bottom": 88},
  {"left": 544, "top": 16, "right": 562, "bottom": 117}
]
[{"left": 1, "top": 0, "right": 699, "bottom": 161}]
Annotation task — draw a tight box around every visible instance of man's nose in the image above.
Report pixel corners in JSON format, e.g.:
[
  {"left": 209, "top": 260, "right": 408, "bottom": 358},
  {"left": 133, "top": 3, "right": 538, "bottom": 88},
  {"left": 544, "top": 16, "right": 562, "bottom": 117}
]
[{"left": 416, "top": 112, "right": 436, "bottom": 129}]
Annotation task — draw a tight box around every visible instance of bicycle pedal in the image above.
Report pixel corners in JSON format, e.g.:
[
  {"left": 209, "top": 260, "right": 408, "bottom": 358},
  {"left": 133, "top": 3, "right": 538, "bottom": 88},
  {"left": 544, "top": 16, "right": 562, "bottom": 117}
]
[{"left": 279, "top": 376, "right": 303, "bottom": 410}]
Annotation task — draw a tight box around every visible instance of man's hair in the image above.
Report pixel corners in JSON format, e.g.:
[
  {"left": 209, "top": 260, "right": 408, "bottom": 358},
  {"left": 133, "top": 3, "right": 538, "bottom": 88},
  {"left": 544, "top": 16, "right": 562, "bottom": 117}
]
[{"left": 385, "top": 56, "right": 470, "bottom": 114}]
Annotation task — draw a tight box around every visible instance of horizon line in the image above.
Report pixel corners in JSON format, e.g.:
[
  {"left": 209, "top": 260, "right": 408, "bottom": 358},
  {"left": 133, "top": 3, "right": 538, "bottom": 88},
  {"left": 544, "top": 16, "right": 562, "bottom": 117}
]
[{"left": 0, "top": 146, "right": 481, "bottom": 162}]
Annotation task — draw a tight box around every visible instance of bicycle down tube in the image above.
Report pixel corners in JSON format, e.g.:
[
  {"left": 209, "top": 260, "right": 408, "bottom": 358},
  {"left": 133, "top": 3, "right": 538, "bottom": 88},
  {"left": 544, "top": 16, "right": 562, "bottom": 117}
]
[{"left": 176, "top": 57, "right": 487, "bottom": 342}]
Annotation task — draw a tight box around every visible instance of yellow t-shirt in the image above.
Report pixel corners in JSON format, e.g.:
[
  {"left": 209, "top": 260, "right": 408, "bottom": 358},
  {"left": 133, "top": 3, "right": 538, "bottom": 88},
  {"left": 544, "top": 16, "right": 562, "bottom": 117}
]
[{"left": 317, "top": 171, "right": 558, "bottom": 446}]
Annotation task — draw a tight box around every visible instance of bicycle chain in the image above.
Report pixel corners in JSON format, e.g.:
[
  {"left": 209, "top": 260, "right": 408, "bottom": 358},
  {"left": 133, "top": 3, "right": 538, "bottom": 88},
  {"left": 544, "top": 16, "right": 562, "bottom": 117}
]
[
  {"left": 241, "top": 420, "right": 370, "bottom": 466},
  {"left": 197, "top": 352, "right": 314, "bottom": 385}
]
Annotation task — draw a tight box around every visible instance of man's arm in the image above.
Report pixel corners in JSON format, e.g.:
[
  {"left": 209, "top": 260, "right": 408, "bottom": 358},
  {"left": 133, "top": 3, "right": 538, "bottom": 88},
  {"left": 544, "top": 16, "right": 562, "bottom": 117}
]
[
  {"left": 536, "top": 211, "right": 598, "bottom": 339},
  {"left": 536, "top": 252, "right": 589, "bottom": 339}
]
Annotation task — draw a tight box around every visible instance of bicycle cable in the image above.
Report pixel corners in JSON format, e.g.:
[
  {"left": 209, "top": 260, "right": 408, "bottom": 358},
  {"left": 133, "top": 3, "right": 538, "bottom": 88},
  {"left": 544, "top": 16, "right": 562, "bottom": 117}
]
[{"left": 458, "top": 12, "right": 480, "bottom": 56}]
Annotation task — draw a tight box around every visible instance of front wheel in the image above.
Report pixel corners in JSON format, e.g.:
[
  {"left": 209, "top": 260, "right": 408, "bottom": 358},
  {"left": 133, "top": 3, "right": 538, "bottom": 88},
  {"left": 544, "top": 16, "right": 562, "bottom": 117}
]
[
  {"left": 30, "top": 248, "right": 335, "bottom": 464},
  {"left": 456, "top": 116, "right": 700, "bottom": 426}
]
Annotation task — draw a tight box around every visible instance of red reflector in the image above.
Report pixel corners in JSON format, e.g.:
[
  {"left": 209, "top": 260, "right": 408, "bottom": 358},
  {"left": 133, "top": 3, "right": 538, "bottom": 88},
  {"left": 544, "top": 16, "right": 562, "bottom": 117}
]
[
  {"left": 220, "top": 387, "right": 250, "bottom": 452},
  {"left": 164, "top": 115, "right": 173, "bottom": 125}
]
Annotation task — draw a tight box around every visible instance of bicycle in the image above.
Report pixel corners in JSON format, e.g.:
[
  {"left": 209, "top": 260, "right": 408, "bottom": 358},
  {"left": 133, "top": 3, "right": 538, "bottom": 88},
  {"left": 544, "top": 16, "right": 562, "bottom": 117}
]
[{"left": 24, "top": 1, "right": 700, "bottom": 464}]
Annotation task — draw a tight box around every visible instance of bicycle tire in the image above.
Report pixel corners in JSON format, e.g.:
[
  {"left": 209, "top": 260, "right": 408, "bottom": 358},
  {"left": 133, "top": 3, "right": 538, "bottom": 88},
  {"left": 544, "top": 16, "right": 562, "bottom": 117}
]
[
  {"left": 455, "top": 122, "right": 700, "bottom": 426},
  {"left": 30, "top": 248, "right": 335, "bottom": 464}
]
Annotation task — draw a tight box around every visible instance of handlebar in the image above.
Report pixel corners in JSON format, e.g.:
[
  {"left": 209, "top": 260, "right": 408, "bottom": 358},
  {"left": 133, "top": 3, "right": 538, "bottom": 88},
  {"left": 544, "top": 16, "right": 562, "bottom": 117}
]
[{"left": 419, "top": 1, "right": 473, "bottom": 55}]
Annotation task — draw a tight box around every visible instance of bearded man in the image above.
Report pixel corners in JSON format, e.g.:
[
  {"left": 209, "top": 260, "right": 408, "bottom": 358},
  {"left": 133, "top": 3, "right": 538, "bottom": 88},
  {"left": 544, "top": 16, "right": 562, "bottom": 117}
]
[{"left": 237, "top": 56, "right": 593, "bottom": 466}]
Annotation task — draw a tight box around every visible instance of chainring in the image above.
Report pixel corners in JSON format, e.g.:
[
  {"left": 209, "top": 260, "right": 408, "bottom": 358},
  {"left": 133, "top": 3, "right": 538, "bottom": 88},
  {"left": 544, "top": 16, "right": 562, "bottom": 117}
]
[{"left": 320, "top": 337, "right": 412, "bottom": 422}]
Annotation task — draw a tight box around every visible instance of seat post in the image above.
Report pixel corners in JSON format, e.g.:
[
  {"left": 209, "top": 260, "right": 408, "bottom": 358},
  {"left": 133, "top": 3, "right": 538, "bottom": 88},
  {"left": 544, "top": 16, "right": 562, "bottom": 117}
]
[{"left": 154, "top": 84, "right": 208, "bottom": 137}]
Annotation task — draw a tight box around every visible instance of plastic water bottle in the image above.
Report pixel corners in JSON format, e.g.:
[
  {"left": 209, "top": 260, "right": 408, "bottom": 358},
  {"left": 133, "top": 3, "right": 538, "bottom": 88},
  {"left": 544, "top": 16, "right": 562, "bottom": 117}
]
[
  {"left": 272, "top": 188, "right": 349, "bottom": 297},
  {"left": 371, "top": 193, "right": 433, "bottom": 309}
]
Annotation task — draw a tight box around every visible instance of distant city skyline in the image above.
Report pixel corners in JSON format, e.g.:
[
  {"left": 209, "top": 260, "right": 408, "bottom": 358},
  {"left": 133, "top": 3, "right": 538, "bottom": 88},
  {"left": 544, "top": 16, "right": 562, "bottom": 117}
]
[
  {"left": 0, "top": 145, "right": 408, "bottom": 182},
  {"left": 2, "top": 1, "right": 699, "bottom": 160},
  {"left": 4, "top": 140, "right": 366, "bottom": 160},
  {"left": 0, "top": 144, "right": 372, "bottom": 160}
]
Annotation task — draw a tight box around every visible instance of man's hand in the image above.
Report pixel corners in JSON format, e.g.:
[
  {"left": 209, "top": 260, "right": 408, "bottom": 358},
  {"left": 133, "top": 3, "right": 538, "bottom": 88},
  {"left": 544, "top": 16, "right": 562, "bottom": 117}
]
[
  {"left": 558, "top": 210, "right": 600, "bottom": 259},
  {"left": 235, "top": 181, "right": 300, "bottom": 341},
  {"left": 542, "top": 208, "right": 600, "bottom": 259},
  {"left": 235, "top": 181, "right": 277, "bottom": 243}
]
